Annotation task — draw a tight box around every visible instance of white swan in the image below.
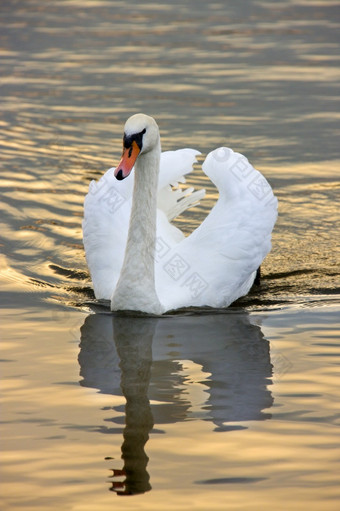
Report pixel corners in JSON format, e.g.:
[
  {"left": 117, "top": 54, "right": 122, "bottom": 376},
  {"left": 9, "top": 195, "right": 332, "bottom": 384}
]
[{"left": 83, "top": 113, "right": 277, "bottom": 314}]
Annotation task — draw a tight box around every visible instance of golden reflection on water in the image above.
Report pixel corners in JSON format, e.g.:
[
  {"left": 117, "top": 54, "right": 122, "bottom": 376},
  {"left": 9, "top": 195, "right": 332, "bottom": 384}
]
[
  {"left": 1, "top": 0, "right": 340, "bottom": 509},
  {"left": 1, "top": 305, "right": 340, "bottom": 510}
]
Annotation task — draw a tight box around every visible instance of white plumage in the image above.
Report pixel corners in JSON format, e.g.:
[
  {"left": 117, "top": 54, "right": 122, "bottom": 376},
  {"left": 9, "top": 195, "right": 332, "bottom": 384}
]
[{"left": 83, "top": 114, "right": 277, "bottom": 314}]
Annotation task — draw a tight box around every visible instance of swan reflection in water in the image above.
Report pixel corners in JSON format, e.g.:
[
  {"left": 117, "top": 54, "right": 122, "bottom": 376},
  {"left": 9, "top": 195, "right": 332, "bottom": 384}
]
[{"left": 78, "top": 311, "right": 273, "bottom": 495}]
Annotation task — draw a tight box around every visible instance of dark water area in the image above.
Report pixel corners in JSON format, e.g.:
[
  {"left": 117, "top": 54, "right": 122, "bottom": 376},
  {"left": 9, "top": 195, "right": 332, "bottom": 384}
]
[{"left": 1, "top": 1, "right": 340, "bottom": 510}]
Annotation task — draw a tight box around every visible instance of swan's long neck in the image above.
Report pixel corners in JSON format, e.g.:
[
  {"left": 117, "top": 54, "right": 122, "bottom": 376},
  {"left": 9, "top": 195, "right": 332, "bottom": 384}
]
[{"left": 111, "top": 140, "right": 163, "bottom": 314}]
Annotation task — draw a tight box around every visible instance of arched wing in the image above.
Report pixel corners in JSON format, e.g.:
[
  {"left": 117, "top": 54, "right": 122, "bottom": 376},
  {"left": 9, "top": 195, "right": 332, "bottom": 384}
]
[{"left": 155, "top": 148, "right": 278, "bottom": 310}]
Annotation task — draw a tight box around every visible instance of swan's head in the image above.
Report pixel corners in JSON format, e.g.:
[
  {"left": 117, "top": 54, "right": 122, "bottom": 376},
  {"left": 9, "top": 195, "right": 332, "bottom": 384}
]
[{"left": 114, "top": 113, "right": 160, "bottom": 180}]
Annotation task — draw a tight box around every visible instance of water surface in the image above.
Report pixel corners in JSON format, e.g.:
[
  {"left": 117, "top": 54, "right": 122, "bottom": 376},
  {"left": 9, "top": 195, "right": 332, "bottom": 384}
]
[{"left": 1, "top": 1, "right": 340, "bottom": 510}]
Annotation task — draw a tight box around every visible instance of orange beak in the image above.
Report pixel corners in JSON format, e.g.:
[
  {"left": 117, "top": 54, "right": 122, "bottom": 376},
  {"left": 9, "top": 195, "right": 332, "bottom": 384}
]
[{"left": 114, "top": 140, "right": 141, "bottom": 180}]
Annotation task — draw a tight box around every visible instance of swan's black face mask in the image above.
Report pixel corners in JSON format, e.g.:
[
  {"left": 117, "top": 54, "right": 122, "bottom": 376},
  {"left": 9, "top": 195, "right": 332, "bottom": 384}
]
[
  {"left": 114, "top": 128, "right": 146, "bottom": 181},
  {"left": 123, "top": 128, "right": 146, "bottom": 152}
]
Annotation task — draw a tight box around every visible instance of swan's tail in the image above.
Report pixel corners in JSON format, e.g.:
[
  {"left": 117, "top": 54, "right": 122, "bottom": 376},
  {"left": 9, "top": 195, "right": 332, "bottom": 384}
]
[
  {"left": 157, "top": 148, "right": 205, "bottom": 221},
  {"left": 158, "top": 182, "right": 205, "bottom": 221}
]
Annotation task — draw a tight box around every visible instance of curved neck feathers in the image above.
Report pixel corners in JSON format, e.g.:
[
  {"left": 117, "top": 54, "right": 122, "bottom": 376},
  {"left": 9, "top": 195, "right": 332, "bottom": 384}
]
[{"left": 111, "top": 140, "right": 163, "bottom": 314}]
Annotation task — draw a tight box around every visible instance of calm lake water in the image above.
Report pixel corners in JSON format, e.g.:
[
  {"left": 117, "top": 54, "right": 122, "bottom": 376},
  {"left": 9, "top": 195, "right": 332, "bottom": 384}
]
[{"left": 1, "top": 1, "right": 340, "bottom": 510}]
